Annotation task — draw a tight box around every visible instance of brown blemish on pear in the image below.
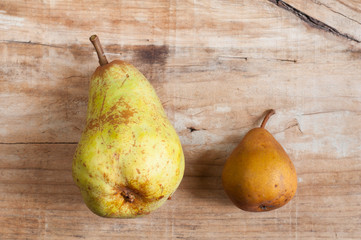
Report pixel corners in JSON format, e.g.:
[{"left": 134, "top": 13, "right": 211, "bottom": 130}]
[
  {"left": 222, "top": 109, "right": 297, "bottom": 212},
  {"left": 87, "top": 94, "right": 138, "bottom": 132}
]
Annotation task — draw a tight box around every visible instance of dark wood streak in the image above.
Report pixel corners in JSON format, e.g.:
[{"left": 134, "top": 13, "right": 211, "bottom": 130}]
[{"left": 135, "top": 45, "right": 169, "bottom": 65}]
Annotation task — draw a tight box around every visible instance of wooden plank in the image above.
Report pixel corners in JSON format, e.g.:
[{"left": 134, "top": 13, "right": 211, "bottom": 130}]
[
  {"left": 0, "top": 142, "right": 360, "bottom": 239},
  {"left": 1, "top": 41, "right": 360, "bottom": 143},
  {"left": 1, "top": 1, "right": 360, "bottom": 143}
]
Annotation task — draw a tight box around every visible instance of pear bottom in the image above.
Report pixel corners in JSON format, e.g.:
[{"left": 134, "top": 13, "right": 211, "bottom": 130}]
[{"left": 80, "top": 185, "right": 169, "bottom": 218}]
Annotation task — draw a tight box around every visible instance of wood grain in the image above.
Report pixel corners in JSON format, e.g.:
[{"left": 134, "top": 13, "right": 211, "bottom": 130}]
[
  {"left": 1, "top": 0, "right": 361, "bottom": 239},
  {"left": 272, "top": 0, "right": 361, "bottom": 41}
]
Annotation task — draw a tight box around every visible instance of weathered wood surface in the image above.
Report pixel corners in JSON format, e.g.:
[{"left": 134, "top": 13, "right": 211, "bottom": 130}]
[{"left": 0, "top": 0, "right": 360, "bottom": 239}]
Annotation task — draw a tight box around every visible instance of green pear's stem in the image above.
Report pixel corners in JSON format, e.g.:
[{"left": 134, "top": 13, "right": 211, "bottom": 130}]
[
  {"left": 90, "top": 35, "right": 108, "bottom": 66},
  {"left": 260, "top": 109, "right": 275, "bottom": 128}
]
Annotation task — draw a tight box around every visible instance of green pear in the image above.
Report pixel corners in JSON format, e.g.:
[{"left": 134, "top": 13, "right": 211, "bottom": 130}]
[{"left": 72, "top": 35, "right": 185, "bottom": 218}]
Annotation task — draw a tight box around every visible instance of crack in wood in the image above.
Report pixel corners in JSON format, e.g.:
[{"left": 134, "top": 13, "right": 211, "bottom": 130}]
[
  {"left": 188, "top": 127, "right": 199, "bottom": 132},
  {"left": 219, "top": 55, "right": 297, "bottom": 63},
  {"left": 302, "top": 110, "right": 360, "bottom": 116},
  {"left": 0, "top": 142, "right": 78, "bottom": 144},
  {"left": 275, "top": 119, "right": 303, "bottom": 134},
  {"left": 275, "top": 58, "right": 297, "bottom": 63},
  {"left": 1, "top": 167, "right": 71, "bottom": 171},
  {"left": 268, "top": 0, "right": 360, "bottom": 43},
  {"left": 311, "top": 0, "right": 361, "bottom": 26},
  {"left": 65, "top": 75, "right": 84, "bottom": 79},
  {"left": 187, "top": 127, "right": 206, "bottom": 133},
  {"left": 0, "top": 40, "right": 66, "bottom": 48}
]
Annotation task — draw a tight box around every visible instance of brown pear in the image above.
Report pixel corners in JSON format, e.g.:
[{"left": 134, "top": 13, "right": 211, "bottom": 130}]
[{"left": 222, "top": 109, "right": 297, "bottom": 212}]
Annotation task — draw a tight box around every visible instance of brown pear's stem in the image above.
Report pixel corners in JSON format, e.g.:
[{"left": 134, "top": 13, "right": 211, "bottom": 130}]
[
  {"left": 260, "top": 109, "right": 276, "bottom": 128},
  {"left": 89, "top": 35, "right": 108, "bottom": 66}
]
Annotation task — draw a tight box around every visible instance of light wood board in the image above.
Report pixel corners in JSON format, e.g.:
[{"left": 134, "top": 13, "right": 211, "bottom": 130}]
[{"left": 0, "top": 0, "right": 360, "bottom": 239}]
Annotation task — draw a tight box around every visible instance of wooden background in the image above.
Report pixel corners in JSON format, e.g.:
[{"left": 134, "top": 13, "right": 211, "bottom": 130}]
[{"left": 1, "top": 0, "right": 360, "bottom": 239}]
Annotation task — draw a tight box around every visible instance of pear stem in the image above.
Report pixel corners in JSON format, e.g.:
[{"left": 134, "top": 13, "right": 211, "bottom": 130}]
[
  {"left": 89, "top": 35, "right": 108, "bottom": 66},
  {"left": 260, "top": 109, "right": 276, "bottom": 128}
]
